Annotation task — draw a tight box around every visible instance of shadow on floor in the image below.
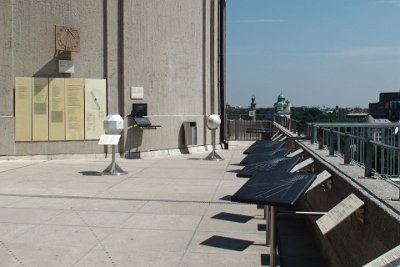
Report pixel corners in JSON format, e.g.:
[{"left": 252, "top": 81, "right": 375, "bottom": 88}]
[
  {"left": 226, "top": 169, "right": 241, "bottom": 174},
  {"left": 258, "top": 223, "right": 266, "bottom": 231},
  {"left": 230, "top": 163, "right": 244, "bottom": 166},
  {"left": 218, "top": 195, "right": 232, "bottom": 201},
  {"left": 200, "top": 235, "right": 254, "bottom": 252},
  {"left": 261, "top": 254, "right": 280, "bottom": 266},
  {"left": 211, "top": 212, "right": 254, "bottom": 223},
  {"left": 79, "top": 171, "right": 102, "bottom": 176}
]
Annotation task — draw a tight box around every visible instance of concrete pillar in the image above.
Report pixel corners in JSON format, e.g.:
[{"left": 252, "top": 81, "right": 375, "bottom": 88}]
[
  {"left": 310, "top": 125, "right": 315, "bottom": 144},
  {"left": 329, "top": 130, "right": 335, "bottom": 156},
  {"left": 318, "top": 128, "right": 324, "bottom": 149},
  {"left": 234, "top": 119, "right": 239, "bottom": 140},
  {"left": 365, "top": 141, "right": 374, "bottom": 177},
  {"left": 344, "top": 134, "right": 351, "bottom": 164}
]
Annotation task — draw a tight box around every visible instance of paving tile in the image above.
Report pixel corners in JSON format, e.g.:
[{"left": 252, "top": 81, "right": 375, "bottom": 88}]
[
  {"left": 154, "top": 192, "right": 214, "bottom": 202},
  {"left": 197, "top": 211, "right": 263, "bottom": 234},
  {"left": 0, "top": 245, "right": 24, "bottom": 267},
  {"left": 0, "top": 144, "right": 270, "bottom": 266},
  {"left": 10, "top": 197, "right": 74, "bottom": 209},
  {"left": 160, "top": 184, "right": 218, "bottom": 194},
  {"left": 100, "top": 228, "right": 193, "bottom": 252},
  {"left": 69, "top": 198, "right": 146, "bottom": 213},
  {"left": 138, "top": 201, "right": 209, "bottom": 216},
  {"left": 45, "top": 210, "right": 133, "bottom": 227},
  {"left": 188, "top": 231, "right": 266, "bottom": 255},
  {"left": 181, "top": 252, "right": 263, "bottom": 267},
  {"left": 106, "top": 182, "right": 167, "bottom": 193},
  {"left": 6, "top": 243, "right": 96, "bottom": 267},
  {"left": 1, "top": 225, "right": 116, "bottom": 266},
  {"left": 14, "top": 224, "right": 111, "bottom": 247},
  {"left": 0, "top": 196, "right": 26, "bottom": 207},
  {"left": 0, "top": 207, "right": 64, "bottom": 224},
  {"left": 134, "top": 167, "right": 224, "bottom": 180},
  {"left": 0, "top": 223, "right": 36, "bottom": 242},
  {"left": 95, "top": 190, "right": 157, "bottom": 200},
  {"left": 75, "top": 247, "right": 183, "bottom": 267},
  {"left": 122, "top": 213, "right": 202, "bottom": 231}
]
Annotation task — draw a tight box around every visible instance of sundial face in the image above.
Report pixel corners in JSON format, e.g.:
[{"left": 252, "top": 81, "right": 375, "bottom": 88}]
[
  {"left": 238, "top": 156, "right": 300, "bottom": 178},
  {"left": 55, "top": 26, "right": 80, "bottom": 52},
  {"left": 232, "top": 171, "right": 317, "bottom": 207}
]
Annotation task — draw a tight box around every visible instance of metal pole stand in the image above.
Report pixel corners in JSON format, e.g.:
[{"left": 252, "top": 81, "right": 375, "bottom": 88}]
[
  {"left": 102, "top": 145, "right": 128, "bottom": 175},
  {"left": 204, "top": 129, "right": 224, "bottom": 161},
  {"left": 269, "top": 206, "right": 276, "bottom": 267},
  {"left": 265, "top": 205, "right": 270, "bottom": 246}
]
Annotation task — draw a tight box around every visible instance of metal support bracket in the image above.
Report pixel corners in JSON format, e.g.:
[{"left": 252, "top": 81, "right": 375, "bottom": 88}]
[
  {"left": 355, "top": 207, "right": 365, "bottom": 224},
  {"left": 306, "top": 170, "right": 332, "bottom": 193}
]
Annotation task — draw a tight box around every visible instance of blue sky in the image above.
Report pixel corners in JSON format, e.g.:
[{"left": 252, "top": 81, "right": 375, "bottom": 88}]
[{"left": 227, "top": 0, "right": 400, "bottom": 108}]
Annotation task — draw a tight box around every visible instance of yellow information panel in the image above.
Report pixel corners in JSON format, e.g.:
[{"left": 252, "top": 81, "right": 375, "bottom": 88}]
[
  {"left": 49, "top": 78, "right": 65, "bottom": 140},
  {"left": 15, "top": 77, "right": 107, "bottom": 142},
  {"left": 15, "top": 77, "right": 32, "bottom": 141},
  {"left": 85, "top": 79, "right": 107, "bottom": 140},
  {"left": 65, "top": 78, "right": 84, "bottom": 140},
  {"left": 32, "top": 78, "right": 49, "bottom": 141}
]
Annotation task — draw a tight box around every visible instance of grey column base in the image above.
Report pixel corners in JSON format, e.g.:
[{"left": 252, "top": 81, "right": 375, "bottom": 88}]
[
  {"left": 204, "top": 150, "right": 224, "bottom": 161},
  {"left": 102, "top": 162, "right": 128, "bottom": 175}
]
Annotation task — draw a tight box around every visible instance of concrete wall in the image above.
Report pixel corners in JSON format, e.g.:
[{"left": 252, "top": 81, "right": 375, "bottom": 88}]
[
  {"left": 295, "top": 140, "right": 400, "bottom": 267},
  {"left": 0, "top": 0, "right": 222, "bottom": 156}
]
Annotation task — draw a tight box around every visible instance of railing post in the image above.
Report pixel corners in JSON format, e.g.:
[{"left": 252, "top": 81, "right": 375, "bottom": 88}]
[
  {"left": 310, "top": 125, "right": 315, "bottom": 144},
  {"left": 329, "top": 130, "right": 335, "bottom": 156},
  {"left": 344, "top": 134, "right": 351, "bottom": 164},
  {"left": 297, "top": 121, "right": 301, "bottom": 137},
  {"left": 234, "top": 119, "right": 239, "bottom": 140},
  {"left": 318, "top": 128, "right": 324, "bottom": 149},
  {"left": 365, "top": 140, "right": 374, "bottom": 177}
]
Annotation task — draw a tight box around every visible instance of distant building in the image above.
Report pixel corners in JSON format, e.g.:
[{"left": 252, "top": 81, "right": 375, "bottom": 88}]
[
  {"left": 274, "top": 93, "right": 291, "bottom": 118},
  {"left": 369, "top": 92, "right": 400, "bottom": 122},
  {"left": 362, "top": 115, "right": 391, "bottom": 124},
  {"left": 250, "top": 95, "right": 256, "bottom": 121},
  {"left": 360, "top": 115, "right": 391, "bottom": 142},
  {"left": 346, "top": 113, "right": 369, "bottom": 122}
]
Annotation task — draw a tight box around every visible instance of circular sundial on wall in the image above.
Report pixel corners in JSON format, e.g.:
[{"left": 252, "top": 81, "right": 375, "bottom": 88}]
[{"left": 55, "top": 26, "right": 80, "bottom": 52}]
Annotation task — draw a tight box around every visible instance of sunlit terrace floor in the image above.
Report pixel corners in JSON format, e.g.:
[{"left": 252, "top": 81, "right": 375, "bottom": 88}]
[{"left": 0, "top": 142, "right": 271, "bottom": 267}]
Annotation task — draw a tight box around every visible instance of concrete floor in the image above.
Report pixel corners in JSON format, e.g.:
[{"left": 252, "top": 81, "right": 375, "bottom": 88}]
[{"left": 0, "top": 142, "right": 270, "bottom": 267}]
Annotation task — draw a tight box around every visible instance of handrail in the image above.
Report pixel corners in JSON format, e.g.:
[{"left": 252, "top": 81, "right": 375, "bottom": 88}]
[
  {"left": 320, "top": 128, "right": 368, "bottom": 141},
  {"left": 370, "top": 140, "right": 400, "bottom": 152},
  {"left": 273, "top": 115, "right": 400, "bottom": 179}
]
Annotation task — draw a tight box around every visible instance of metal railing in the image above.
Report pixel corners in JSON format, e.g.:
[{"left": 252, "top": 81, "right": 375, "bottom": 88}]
[
  {"left": 227, "top": 119, "right": 273, "bottom": 141},
  {"left": 274, "top": 116, "right": 400, "bottom": 179}
]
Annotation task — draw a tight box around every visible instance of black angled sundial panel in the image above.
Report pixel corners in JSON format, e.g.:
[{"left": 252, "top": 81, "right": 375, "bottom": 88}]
[
  {"left": 231, "top": 171, "right": 316, "bottom": 207},
  {"left": 133, "top": 117, "right": 152, "bottom": 127},
  {"left": 240, "top": 148, "right": 290, "bottom": 165},
  {"left": 246, "top": 128, "right": 275, "bottom": 133},
  {"left": 243, "top": 141, "right": 285, "bottom": 154},
  {"left": 237, "top": 156, "right": 300, "bottom": 178}
]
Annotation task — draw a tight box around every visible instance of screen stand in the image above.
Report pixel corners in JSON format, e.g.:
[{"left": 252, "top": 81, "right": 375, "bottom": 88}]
[
  {"left": 102, "top": 145, "right": 128, "bottom": 175},
  {"left": 204, "top": 129, "right": 223, "bottom": 161}
]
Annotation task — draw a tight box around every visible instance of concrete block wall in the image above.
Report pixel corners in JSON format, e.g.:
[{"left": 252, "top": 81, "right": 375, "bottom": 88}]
[
  {"left": 0, "top": 0, "right": 222, "bottom": 156},
  {"left": 295, "top": 140, "right": 400, "bottom": 267}
]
